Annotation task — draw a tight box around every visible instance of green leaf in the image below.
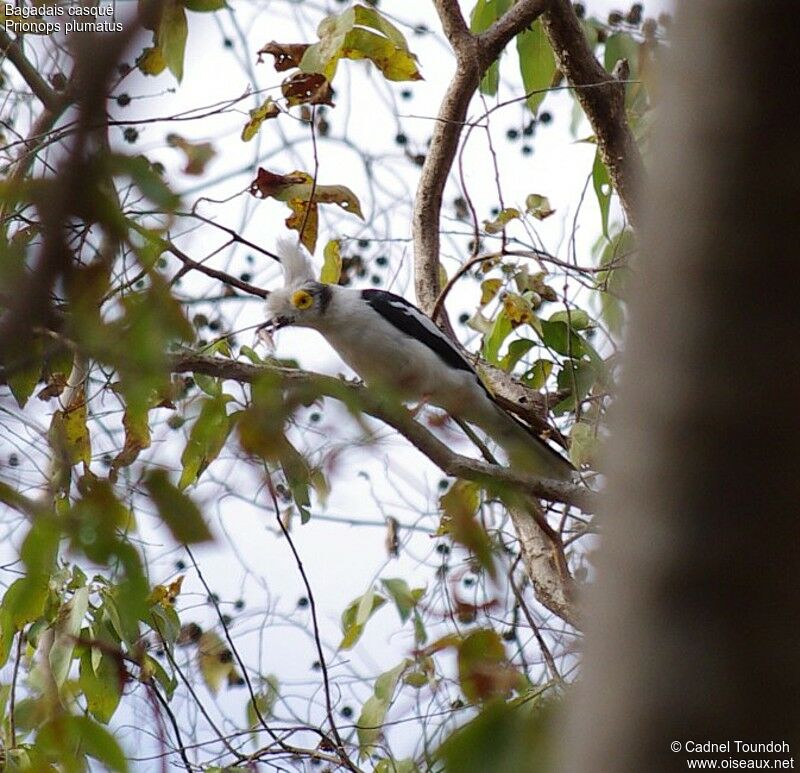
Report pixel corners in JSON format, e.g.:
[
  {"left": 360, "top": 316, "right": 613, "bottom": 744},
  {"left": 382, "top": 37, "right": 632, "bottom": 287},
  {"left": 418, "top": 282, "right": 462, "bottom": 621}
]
[
  {"left": 539, "top": 319, "right": 585, "bottom": 357},
  {"left": 548, "top": 309, "right": 591, "bottom": 330},
  {"left": 144, "top": 653, "right": 178, "bottom": 699},
  {"left": 516, "top": 19, "right": 556, "bottom": 115},
  {"left": 436, "top": 698, "right": 555, "bottom": 773},
  {"left": 413, "top": 608, "right": 427, "bottom": 645},
  {"left": 340, "top": 591, "right": 386, "bottom": 650},
  {"left": 184, "top": 0, "right": 226, "bottom": 10},
  {"left": 554, "top": 360, "right": 596, "bottom": 415},
  {"left": 278, "top": 436, "right": 312, "bottom": 523},
  {"left": 522, "top": 359, "right": 553, "bottom": 390},
  {"left": 159, "top": 1, "right": 188, "bottom": 81},
  {"left": 50, "top": 586, "right": 90, "bottom": 688},
  {"left": 300, "top": 4, "right": 423, "bottom": 83},
  {"left": 357, "top": 660, "right": 410, "bottom": 757},
  {"left": 241, "top": 97, "right": 280, "bottom": 142},
  {"left": 569, "top": 421, "right": 599, "bottom": 467},
  {"left": 239, "top": 345, "right": 263, "bottom": 365},
  {"left": 525, "top": 193, "right": 555, "bottom": 220},
  {"left": 6, "top": 338, "right": 43, "bottom": 407},
  {"left": 79, "top": 649, "right": 123, "bottom": 724},
  {"left": 179, "top": 395, "right": 234, "bottom": 488},
  {"left": 592, "top": 148, "right": 612, "bottom": 239},
  {"left": 596, "top": 226, "right": 635, "bottom": 335},
  {"left": 499, "top": 338, "right": 535, "bottom": 373},
  {"left": 2, "top": 577, "right": 49, "bottom": 629},
  {"left": 482, "top": 309, "right": 513, "bottom": 365},
  {"left": 144, "top": 469, "right": 213, "bottom": 543},
  {"left": 380, "top": 578, "right": 417, "bottom": 623},
  {"left": 109, "top": 154, "right": 180, "bottom": 210},
  {"left": 149, "top": 601, "right": 181, "bottom": 649},
  {"left": 246, "top": 675, "right": 280, "bottom": 728},
  {"left": 604, "top": 32, "right": 645, "bottom": 109},
  {"left": 36, "top": 715, "right": 128, "bottom": 772},
  {"left": 483, "top": 207, "right": 520, "bottom": 234},
  {"left": 137, "top": 45, "right": 167, "bottom": 76},
  {"left": 376, "top": 760, "right": 419, "bottom": 773},
  {"left": 320, "top": 239, "right": 343, "bottom": 284},
  {"left": 469, "top": 0, "right": 512, "bottom": 95}
]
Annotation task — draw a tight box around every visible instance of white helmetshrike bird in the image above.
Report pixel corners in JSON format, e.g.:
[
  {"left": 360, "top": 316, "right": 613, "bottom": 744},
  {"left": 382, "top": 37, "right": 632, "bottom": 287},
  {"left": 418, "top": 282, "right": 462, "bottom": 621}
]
[{"left": 262, "top": 240, "right": 574, "bottom": 481}]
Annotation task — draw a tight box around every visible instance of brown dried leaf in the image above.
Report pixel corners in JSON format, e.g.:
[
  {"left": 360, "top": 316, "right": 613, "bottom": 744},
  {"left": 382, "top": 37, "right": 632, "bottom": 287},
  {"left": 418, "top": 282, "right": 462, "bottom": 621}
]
[
  {"left": 280, "top": 72, "right": 334, "bottom": 107},
  {"left": 258, "top": 41, "right": 310, "bottom": 71}
]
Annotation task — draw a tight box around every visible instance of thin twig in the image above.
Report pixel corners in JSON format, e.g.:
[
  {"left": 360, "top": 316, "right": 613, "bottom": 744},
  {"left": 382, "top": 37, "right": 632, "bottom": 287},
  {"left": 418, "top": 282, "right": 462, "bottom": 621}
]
[
  {"left": 148, "top": 682, "right": 195, "bottom": 772},
  {"left": 509, "top": 563, "right": 564, "bottom": 685},
  {"left": 9, "top": 631, "right": 23, "bottom": 749},
  {"left": 183, "top": 545, "right": 279, "bottom": 741},
  {"left": 264, "top": 474, "right": 361, "bottom": 773}
]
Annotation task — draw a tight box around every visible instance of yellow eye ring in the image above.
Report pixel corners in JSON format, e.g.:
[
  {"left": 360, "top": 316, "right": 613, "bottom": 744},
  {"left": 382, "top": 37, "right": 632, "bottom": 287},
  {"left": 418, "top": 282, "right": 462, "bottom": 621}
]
[{"left": 291, "top": 290, "right": 313, "bottom": 310}]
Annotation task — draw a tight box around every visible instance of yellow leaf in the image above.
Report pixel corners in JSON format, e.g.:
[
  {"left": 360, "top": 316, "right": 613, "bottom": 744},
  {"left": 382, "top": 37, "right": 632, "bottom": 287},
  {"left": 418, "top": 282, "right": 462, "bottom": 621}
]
[
  {"left": 50, "top": 388, "right": 91, "bottom": 466},
  {"left": 137, "top": 46, "right": 167, "bottom": 76},
  {"left": 241, "top": 97, "right": 280, "bottom": 142},
  {"left": 502, "top": 292, "right": 535, "bottom": 325},
  {"left": 286, "top": 198, "right": 319, "bottom": 254},
  {"left": 321, "top": 240, "right": 342, "bottom": 284},
  {"left": 483, "top": 207, "right": 520, "bottom": 234},
  {"left": 111, "top": 407, "right": 151, "bottom": 474},
  {"left": 299, "top": 4, "right": 423, "bottom": 83},
  {"left": 480, "top": 279, "right": 502, "bottom": 306},
  {"left": 197, "top": 631, "right": 235, "bottom": 694},
  {"left": 249, "top": 168, "right": 363, "bottom": 253},
  {"left": 439, "top": 481, "right": 495, "bottom": 579}
]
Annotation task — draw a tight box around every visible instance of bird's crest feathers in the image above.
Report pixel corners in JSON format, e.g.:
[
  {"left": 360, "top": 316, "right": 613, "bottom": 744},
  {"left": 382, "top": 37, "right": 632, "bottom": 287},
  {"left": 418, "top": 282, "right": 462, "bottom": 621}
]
[{"left": 276, "top": 238, "right": 315, "bottom": 288}]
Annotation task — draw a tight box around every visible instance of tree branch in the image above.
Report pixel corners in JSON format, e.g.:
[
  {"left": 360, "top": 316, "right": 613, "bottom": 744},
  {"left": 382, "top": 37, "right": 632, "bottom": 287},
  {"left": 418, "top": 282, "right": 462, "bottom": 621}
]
[
  {"left": 166, "top": 240, "right": 269, "bottom": 298},
  {"left": 509, "top": 502, "right": 579, "bottom": 628},
  {"left": 541, "top": 0, "right": 644, "bottom": 228},
  {"left": 170, "top": 353, "right": 591, "bottom": 627},
  {"left": 169, "top": 354, "right": 595, "bottom": 513},
  {"left": 478, "top": 0, "right": 551, "bottom": 66},
  {"left": 0, "top": 30, "right": 62, "bottom": 112},
  {"left": 412, "top": 0, "right": 550, "bottom": 322}
]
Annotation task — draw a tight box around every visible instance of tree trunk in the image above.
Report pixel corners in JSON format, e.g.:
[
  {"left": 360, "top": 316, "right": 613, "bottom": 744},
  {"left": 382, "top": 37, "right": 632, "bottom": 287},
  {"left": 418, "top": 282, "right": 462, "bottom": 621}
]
[{"left": 560, "top": 2, "right": 800, "bottom": 769}]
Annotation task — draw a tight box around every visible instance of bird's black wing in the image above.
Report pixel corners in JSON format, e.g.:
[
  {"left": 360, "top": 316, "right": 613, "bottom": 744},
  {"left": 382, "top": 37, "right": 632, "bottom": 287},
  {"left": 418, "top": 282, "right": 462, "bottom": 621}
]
[
  {"left": 360, "top": 290, "right": 573, "bottom": 473},
  {"left": 360, "top": 289, "right": 474, "bottom": 374}
]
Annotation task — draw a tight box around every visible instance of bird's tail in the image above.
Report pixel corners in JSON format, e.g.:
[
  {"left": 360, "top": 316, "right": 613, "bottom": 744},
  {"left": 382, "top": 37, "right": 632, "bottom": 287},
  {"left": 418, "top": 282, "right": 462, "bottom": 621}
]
[{"left": 471, "top": 401, "right": 575, "bottom": 481}]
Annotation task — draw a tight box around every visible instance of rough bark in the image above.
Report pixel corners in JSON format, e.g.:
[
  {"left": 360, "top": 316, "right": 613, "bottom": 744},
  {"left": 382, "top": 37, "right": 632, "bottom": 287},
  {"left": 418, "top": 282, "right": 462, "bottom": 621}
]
[
  {"left": 560, "top": 2, "right": 800, "bottom": 769},
  {"left": 509, "top": 501, "right": 578, "bottom": 628},
  {"left": 541, "top": 0, "right": 643, "bottom": 229}
]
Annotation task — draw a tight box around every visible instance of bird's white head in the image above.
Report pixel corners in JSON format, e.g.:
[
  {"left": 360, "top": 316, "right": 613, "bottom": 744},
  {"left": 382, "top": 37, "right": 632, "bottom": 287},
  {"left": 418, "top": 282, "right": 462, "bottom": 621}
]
[{"left": 262, "top": 238, "right": 332, "bottom": 332}]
